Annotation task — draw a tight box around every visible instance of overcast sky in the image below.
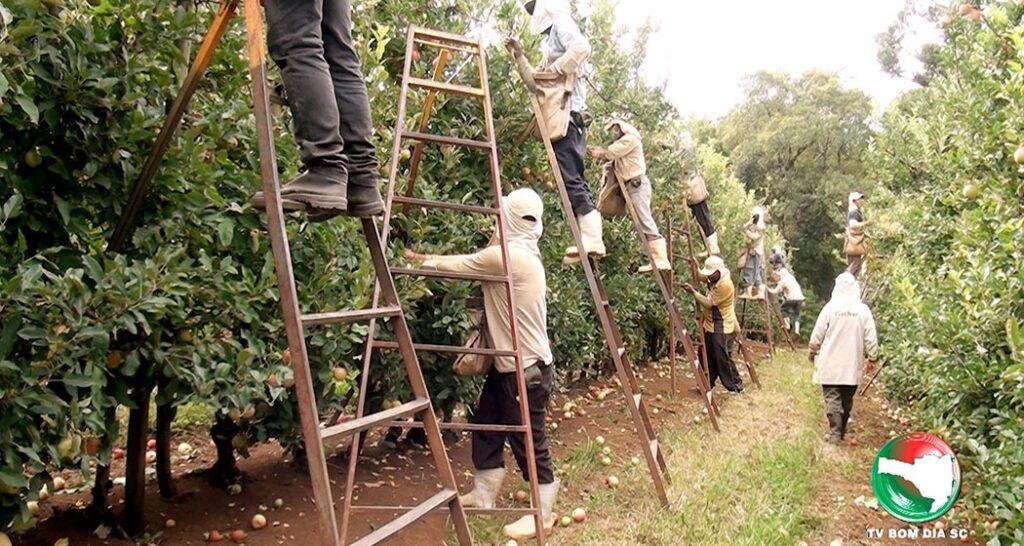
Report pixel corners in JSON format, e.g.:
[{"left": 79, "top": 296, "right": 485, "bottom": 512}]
[{"left": 605, "top": 0, "right": 936, "bottom": 120}]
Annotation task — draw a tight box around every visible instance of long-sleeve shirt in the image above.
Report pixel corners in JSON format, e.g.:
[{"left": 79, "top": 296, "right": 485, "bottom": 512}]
[
  {"left": 423, "top": 246, "right": 552, "bottom": 373},
  {"left": 541, "top": 15, "right": 589, "bottom": 113},
  {"left": 767, "top": 273, "right": 805, "bottom": 302},
  {"left": 699, "top": 275, "right": 737, "bottom": 334},
  {"left": 745, "top": 223, "right": 765, "bottom": 256},
  {"left": 601, "top": 128, "right": 646, "bottom": 182},
  {"left": 808, "top": 300, "right": 879, "bottom": 386}
]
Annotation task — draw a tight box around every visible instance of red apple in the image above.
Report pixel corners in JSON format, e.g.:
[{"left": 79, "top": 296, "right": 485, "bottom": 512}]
[
  {"left": 514, "top": 490, "right": 528, "bottom": 502},
  {"left": 282, "top": 348, "right": 292, "bottom": 364},
  {"left": 230, "top": 529, "right": 246, "bottom": 543},
  {"left": 572, "top": 507, "right": 587, "bottom": 522},
  {"left": 206, "top": 530, "right": 224, "bottom": 542},
  {"left": 147, "top": 438, "right": 157, "bottom": 450},
  {"left": 959, "top": 3, "right": 972, "bottom": 15},
  {"left": 112, "top": 448, "right": 126, "bottom": 460},
  {"left": 969, "top": 8, "right": 982, "bottom": 21}
]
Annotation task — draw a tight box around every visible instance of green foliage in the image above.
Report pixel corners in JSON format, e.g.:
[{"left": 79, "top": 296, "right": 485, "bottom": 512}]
[{"left": 868, "top": 1, "right": 1024, "bottom": 542}]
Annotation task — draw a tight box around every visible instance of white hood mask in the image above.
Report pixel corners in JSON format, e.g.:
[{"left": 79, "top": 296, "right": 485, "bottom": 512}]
[
  {"left": 751, "top": 205, "right": 766, "bottom": 230},
  {"left": 848, "top": 192, "right": 864, "bottom": 212},
  {"left": 529, "top": 0, "right": 570, "bottom": 34},
  {"left": 500, "top": 188, "right": 544, "bottom": 259},
  {"left": 830, "top": 272, "right": 862, "bottom": 305}
]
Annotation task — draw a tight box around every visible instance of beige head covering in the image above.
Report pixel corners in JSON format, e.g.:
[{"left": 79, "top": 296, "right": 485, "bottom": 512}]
[
  {"left": 501, "top": 188, "right": 544, "bottom": 258},
  {"left": 528, "top": 0, "right": 570, "bottom": 34},
  {"left": 602, "top": 119, "right": 641, "bottom": 139}
]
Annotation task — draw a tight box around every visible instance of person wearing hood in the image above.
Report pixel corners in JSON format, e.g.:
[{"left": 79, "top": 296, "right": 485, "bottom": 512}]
[
  {"left": 767, "top": 267, "right": 805, "bottom": 336},
  {"left": 685, "top": 170, "right": 721, "bottom": 258},
  {"left": 506, "top": 0, "right": 605, "bottom": 266},
  {"left": 844, "top": 192, "right": 869, "bottom": 277},
  {"left": 404, "top": 188, "right": 557, "bottom": 540},
  {"left": 808, "top": 272, "right": 880, "bottom": 445},
  {"left": 590, "top": 119, "right": 670, "bottom": 272},
  {"left": 769, "top": 245, "right": 786, "bottom": 271},
  {"left": 740, "top": 206, "right": 767, "bottom": 299},
  {"left": 249, "top": 0, "right": 384, "bottom": 220},
  {"left": 683, "top": 256, "right": 745, "bottom": 394}
]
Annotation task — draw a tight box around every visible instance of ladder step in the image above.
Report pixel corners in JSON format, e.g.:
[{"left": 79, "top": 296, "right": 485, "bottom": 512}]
[
  {"left": 374, "top": 340, "right": 517, "bottom": 357},
  {"left": 391, "top": 267, "right": 507, "bottom": 283},
  {"left": 392, "top": 195, "right": 499, "bottom": 215},
  {"left": 402, "top": 130, "right": 492, "bottom": 150},
  {"left": 349, "top": 488, "right": 457, "bottom": 546},
  {"left": 412, "top": 37, "right": 480, "bottom": 55},
  {"left": 412, "top": 27, "right": 481, "bottom": 47},
  {"left": 321, "top": 399, "right": 430, "bottom": 445},
  {"left": 407, "top": 77, "right": 485, "bottom": 99},
  {"left": 300, "top": 306, "right": 402, "bottom": 327},
  {"left": 390, "top": 420, "right": 530, "bottom": 433}
]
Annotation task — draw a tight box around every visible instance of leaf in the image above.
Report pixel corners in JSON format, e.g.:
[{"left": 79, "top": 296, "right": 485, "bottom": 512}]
[
  {"left": 217, "top": 218, "right": 234, "bottom": 247},
  {"left": 15, "top": 94, "right": 39, "bottom": 124},
  {"left": 2, "top": 192, "right": 22, "bottom": 221},
  {"left": 0, "top": 465, "right": 27, "bottom": 488},
  {"left": 54, "top": 194, "right": 70, "bottom": 225}
]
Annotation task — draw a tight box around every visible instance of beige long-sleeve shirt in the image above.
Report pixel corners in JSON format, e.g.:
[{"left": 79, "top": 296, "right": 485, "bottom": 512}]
[
  {"left": 423, "top": 245, "right": 552, "bottom": 373},
  {"left": 808, "top": 299, "right": 879, "bottom": 386},
  {"left": 601, "top": 124, "right": 646, "bottom": 182}
]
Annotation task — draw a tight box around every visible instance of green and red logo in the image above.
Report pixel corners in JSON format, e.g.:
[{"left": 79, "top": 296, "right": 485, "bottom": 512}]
[{"left": 871, "top": 432, "right": 961, "bottom": 523}]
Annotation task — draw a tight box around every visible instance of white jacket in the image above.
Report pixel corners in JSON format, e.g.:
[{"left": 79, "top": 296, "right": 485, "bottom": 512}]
[
  {"left": 768, "top": 269, "right": 804, "bottom": 302},
  {"left": 809, "top": 273, "right": 879, "bottom": 386}
]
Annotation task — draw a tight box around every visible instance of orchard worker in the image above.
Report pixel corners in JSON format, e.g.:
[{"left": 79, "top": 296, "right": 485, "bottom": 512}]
[
  {"left": 768, "top": 268, "right": 805, "bottom": 336},
  {"left": 844, "top": 192, "right": 869, "bottom": 277},
  {"left": 249, "top": 0, "right": 383, "bottom": 220},
  {"left": 769, "top": 244, "right": 786, "bottom": 271},
  {"left": 590, "top": 119, "right": 670, "bottom": 272},
  {"left": 683, "top": 256, "right": 745, "bottom": 394},
  {"left": 507, "top": 0, "right": 606, "bottom": 265},
  {"left": 685, "top": 171, "right": 721, "bottom": 257},
  {"left": 808, "top": 272, "right": 880, "bottom": 445},
  {"left": 740, "top": 206, "right": 767, "bottom": 299},
  {"left": 404, "top": 188, "right": 558, "bottom": 541}
]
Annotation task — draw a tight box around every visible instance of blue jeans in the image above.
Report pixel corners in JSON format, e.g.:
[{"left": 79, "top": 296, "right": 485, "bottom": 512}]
[{"left": 743, "top": 252, "right": 763, "bottom": 287}]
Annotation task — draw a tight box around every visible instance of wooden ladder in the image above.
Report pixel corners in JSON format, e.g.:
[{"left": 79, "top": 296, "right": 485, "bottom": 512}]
[
  {"left": 344, "top": 27, "right": 548, "bottom": 545},
  {"left": 109, "top": 6, "right": 474, "bottom": 546},
  {"left": 739, "top": 288, "right": 797, "bottom": 356}
]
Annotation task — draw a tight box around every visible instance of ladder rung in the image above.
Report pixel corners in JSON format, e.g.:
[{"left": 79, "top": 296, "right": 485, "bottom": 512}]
[
  {"left": 389, "top": 420, "right": 529, "bottom": 433},
  {"left": 349, "top": 488, "right": 456, "bottom": 546},
  {"left": 321, "top": 399, "right": 430, "bottom": 444},
  {"left": 391, "top": 267, "right": 507, "bottom": 283},
  {"left": 412, "top": 27, "right": 480, "bottom": 47},
  {"left": 650, "top": 439, "right": 659, "bottom": 457},
  {"left": 301, "top": 306, "right": 402, "bottom": 327},
  {"left": 407, "top": 77, "right": 485, "bottom": 98},
  {"left": 392, "top": 195, "right": 499, "bottom": 215},
  {"left": 352, "top": 505, "right": 536, "bottom": 516},
  {"left": 402, "top": 130, "right": 492, "bottom": 150},
  {"left": 374, "top": 340, "right": 517, "bottom": 357},
  {"left": 412, "top": 37, "right": 480, "bottom": 54}
]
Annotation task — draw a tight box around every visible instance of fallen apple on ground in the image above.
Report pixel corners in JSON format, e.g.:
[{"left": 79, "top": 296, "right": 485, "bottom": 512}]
[
  {"left": 560, "top": 515, "right": 572, "bottom": 527},
  {"left": 606, "top": 475, "right": 620, "bottom": 488},
  {"left": 205, "top": 530, "right": 224, "bottom": 542},
  {"left": 572, "top": 507, "right": 587, "bottom": 522},
  {"left": 251, "top": 514, "right": 267, "bottom": 529},
  {"left": 230, "top": 529, "right": 246, "bottom": 543},
  {"left": 514, "top": 490, "right": 528, "bottom": 502}
]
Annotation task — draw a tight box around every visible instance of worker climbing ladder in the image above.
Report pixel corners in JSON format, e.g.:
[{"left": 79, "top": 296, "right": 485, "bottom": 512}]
[
  {"left": 738, "top": 289, "right": 797, "bottom": 355},
  {"left": 346, "top": 27, "right": 548, "bottom": 545},
  {"left": 676, "top": 206, "right": 761, "bottom": 390},
  {"left": 108, "top": 6, "right": 474, "bottom": 546}
]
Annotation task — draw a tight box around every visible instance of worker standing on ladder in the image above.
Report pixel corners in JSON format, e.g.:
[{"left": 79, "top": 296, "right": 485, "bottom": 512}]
[
  {"left": 686, "top": 171, "right": 721, "bottom": 258},
  {"left": 768, "top": 267, "right": 805, "bottom": 337},
  {"left": 590, "top": 119, "right": 670, "bottom": 272},
  {"left": 844, "top": 192, "right": 869, "bottom": 277},
  {"left": 506, "top": 0, "right": 605, "bottom": 265},
  {"left": 404, "top": 189, "right": 559, "bottom": 541},
  {"left": 249, "top": 0, "right": 384, "bottom": 219},
  {"left": 740, "top": 205, "right": 767, "bottom": 299},
  {"left": 683, "top": 256, "right": 745, "bottom": 394}
]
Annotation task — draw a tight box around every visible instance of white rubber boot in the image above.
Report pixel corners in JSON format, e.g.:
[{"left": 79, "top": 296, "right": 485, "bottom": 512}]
[
  {"left": 698, "top": 231, "right": 720, "bottom": 258},
  {"left": 503, "top": 479, "right": 559, "bottom": 540},
  {"left": 794, "top": 320, "right": 800, "bottom": 336},
  {"left": 782, "top": 317, "right": 790, "bottom": 331},
  {"left": 638, "top": 238, "right": 671, "bottom": 273},
  {"left": 755, "top": 284, "right": 766, "bottom": 300},
  {"left": 563, "top": 211, "right": 606, "bottom": 264},
  {"left": 458, "top": 467, "right": 505, "bottom": 509}
]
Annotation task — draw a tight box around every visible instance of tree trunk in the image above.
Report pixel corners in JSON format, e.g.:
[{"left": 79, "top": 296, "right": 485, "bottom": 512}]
[
  {"left": 209, "top": 413, "right": 239, "bottom": 484},
  {"left": 123, "top": 373, "right": 152, "bottom": 536},
  {"left": 89, "top": 406, "right": 117, "bottom": 517}
]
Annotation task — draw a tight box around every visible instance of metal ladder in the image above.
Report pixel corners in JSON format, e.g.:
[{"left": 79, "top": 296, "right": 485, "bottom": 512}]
[
  {"left": 344, "top": 27, "right": 547, "bottom": 545},
  {"left": 520, "top": 101, "right": 683, "bottom": 508},
  {"left": 109, "top": 5, "right": 474, "bottom": 545}
]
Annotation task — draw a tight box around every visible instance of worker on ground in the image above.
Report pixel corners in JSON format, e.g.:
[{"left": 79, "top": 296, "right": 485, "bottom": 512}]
[
  {"left": 683, "top": 256, "right": 744, "bottom": 394},
  {"left": 404, "top": 188, "right": 558, "bottom": 540},
  {"left": 249, "top": 0, "right": 383, "bottom": 220},
  {"left": 844, "top": 192, "right": 868, "bottom": 277},
  {"left": 769, "top": 244, "right": 786, "bottom": 271},
  {"left": 685, "top": 171, "right": 720, "bottom": 257},
  {"left": 808, "top": 272, "right": 879, "bottom": 445},
  {"left": 590, "top": 119, "right": 670, "bottom": 272},
  {"left": 740, "top": 206, "right": 766, "bottom": 299},
  {"left": 507, "top": 0, "right": 605, "bottom": 265},
  {"left": 768, "top": 268, "right": 805, "bottom": 337}
]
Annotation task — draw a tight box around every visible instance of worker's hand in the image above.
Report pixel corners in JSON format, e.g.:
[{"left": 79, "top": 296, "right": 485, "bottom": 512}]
[
  {"left": 588, "top": 146, "right": 605, "bottom": 159},
  {"left": 682, "top": 283, "right": 696, "bottom": 294},
  {"left": 866, "top": 359, "right": 878, "bottom": 375},
  {"left": 403, "top": 248, "right": 425, "bottom": 262},
  {"left": 807, "top": 351, "right": 816, "bottom": 364},
  {"left": 504, "top": 37, "right": 524, "bottom": 58}
]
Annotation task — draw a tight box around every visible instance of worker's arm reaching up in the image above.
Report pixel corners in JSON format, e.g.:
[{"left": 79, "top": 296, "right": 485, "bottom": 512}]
[
  {"left": 598, "top": 132, "right": 640, "bottom": 161},
  {"left": 544, "top": 17, "right": 591, "bottom": 76},
  {"left": 405, "top": 246, "right": 502, "bottom": 275}
]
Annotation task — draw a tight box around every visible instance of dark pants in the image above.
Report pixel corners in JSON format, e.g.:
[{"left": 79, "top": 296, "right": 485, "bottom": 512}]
[
  {"left": 471, "top": 364, "right": 555, "bottom": 484},
  {"left": 551, "top": 120, "right": 595, "bottom": 217},
  {"left": 688, "top": 200, "right": 717, "bottom": 237},
  {"left": 781, "top": 301, "right": 802, "bottom": 323},
  {"left": 822, "top": 385, "right": 857, "bottom": 439},
  {"left": 263, "top": 0, "right": 378, "bottom": 184},
  {"left": 703, "top": 331, "right": 744, "bottom": 392},
  {"left": 846, "top": 254, "right": 863, "bottom": 278}
]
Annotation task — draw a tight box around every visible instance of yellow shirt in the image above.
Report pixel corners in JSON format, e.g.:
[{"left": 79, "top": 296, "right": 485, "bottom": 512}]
[{"left": 701, "top": 276, "right": 737, "bottom": 334}]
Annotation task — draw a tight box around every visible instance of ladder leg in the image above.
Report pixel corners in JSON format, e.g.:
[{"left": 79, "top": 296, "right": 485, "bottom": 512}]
[{"left": 243, "top": 4, "right": 338, "bottom": 545}]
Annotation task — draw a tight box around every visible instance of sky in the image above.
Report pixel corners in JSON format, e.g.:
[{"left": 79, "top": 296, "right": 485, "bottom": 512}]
[{"left": 605, "top": 0, "right": 937, "bottom": 120}]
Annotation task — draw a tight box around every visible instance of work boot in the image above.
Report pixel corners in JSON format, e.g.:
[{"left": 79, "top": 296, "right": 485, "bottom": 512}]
[
  {"left": 345, "top": 171, "right": 384, "bottom": 218},
  {"left": 754, "top": 284, "right": 766, "bottom": 300},
  {"left": 825, "top": 413, "right": 843, "bottom": 445},
  {"left": 782, "top": 317, "right": 791, "bottom": 331},
  {"left": 563, "top": 211, "right": 607, "bottom": 265},
  {"left": 503, "top": 479, "right": 559, "bottom": 540},
  {"left": 840, "top": 412, "right": 851, "bottom": 440},
  {"left": 794, "top": 320, "right": 800, "bottom": 336},
  {"left": 697, "top": 232, "right": 721, "bottom": 258},
  {"left": 638, "top": 237, "right": 671, "bottom": 273},
  {"left": 458, "top": 467, "right": 505, "bottom": 509},
  {"left": 250, "top": 168, "right": 348, "bottom": 219}
]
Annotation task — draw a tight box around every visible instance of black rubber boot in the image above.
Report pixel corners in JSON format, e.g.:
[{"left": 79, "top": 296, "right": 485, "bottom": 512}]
[
  {"left": 344, "top": 172, "right": 384, "bottom": 218},
  {"left": 826, "top": 413, "right": 843, "bottom": 445},
  {"left": 840, "top": 412, "right": 851, "bottom": 440},
  {"left": 250, "top": 168, "right": 348, "bottom": 218}
]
